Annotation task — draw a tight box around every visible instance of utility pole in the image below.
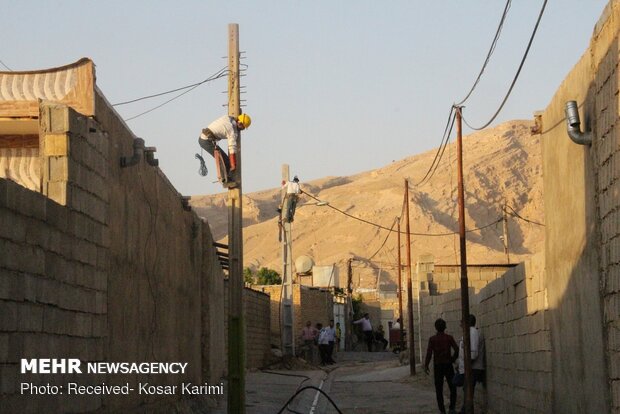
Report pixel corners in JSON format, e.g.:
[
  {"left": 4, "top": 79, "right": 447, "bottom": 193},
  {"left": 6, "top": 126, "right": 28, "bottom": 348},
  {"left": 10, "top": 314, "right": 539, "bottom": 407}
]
[
  {"left": 502, "top": 200, "right": 510, "bottom": 264},
  {"left": 280, "top": 164, "right": 295, "bottom": 356},
  {"left": 455, "top": 106, "right": 474, "bottom": 414},
  {"left": 404, "top": 179, "right": 416, "bottom": 375},
  {"left": 227, "top": 23, "right": 245, "bottom": 414},
  {"left": 345, "top": 258, "right": 353, "bottom": 351},
  {"left": 397, "top": 219, "right": 404, "bottom": 352}
]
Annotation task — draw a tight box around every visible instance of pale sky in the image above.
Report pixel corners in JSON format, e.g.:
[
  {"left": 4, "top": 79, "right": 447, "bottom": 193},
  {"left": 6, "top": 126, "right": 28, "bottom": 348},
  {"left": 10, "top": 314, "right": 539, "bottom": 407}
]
[{"left": 2, "top": 0, "right": 608, "bottom": 195}]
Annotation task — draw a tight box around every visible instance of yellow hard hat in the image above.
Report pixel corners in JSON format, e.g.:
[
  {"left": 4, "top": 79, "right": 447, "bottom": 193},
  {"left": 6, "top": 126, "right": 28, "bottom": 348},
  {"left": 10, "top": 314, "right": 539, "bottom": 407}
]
[{"left": 238, "top": 113, "right": 251, "bottom": 128}]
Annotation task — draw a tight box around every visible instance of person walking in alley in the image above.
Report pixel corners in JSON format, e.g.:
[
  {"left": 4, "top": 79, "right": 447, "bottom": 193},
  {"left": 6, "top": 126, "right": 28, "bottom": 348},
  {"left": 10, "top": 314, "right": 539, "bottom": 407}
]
[
  {"left": 198, "top": 113, "right": 251, "bottom": 187},
  {"left": 316, "top": 323, "right": 330, "bottom": 366},
  {"left": 300, "top": 320, "right": 318, "bottom": 362},
  {"left": 375, "top": 324, "right": 388, "bottom": 350},
  {"left": 353, "top": 313, "right": 374, "bottom": 352},
  {"left": 456, "top": 314, "right": 485, "bottom": 414},
  {"left": 424, "top": 318, "right": 459, "bottom": 414}
]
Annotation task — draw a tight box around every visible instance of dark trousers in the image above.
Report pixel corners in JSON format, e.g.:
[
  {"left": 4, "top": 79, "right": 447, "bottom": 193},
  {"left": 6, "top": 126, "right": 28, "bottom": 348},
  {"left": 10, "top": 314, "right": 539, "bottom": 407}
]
[
  {"left": 328, "top": 341, "right": 335, "bottom": 363},
  {"left": 459, "top": 369, "right": 485, "bottom": 413},
  {"left": 318, "top": 344, "right": 330, "bottom": 365},
  {"left": 364, "top": 331, "right": 373, "bottom": 352},
  {"left": 434, "top": 363, "right": 456, "bottom": 413},
  {"left": 198, "top": 136, "right": 230, "bottom": 171}
]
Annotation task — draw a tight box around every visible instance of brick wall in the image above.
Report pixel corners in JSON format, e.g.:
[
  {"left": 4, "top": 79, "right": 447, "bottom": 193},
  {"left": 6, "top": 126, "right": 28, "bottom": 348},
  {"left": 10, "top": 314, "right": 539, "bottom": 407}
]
[{"left": 420, "top": 256, "right": 551, "bottom": 413}]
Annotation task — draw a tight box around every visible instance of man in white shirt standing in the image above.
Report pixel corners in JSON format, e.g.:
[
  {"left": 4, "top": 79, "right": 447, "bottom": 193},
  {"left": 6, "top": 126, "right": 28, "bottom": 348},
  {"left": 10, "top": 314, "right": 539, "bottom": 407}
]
[
  {"left": 353, "top": 313, "right": 374, "bottom": 352},
  {"left": 198, "top": 113, "right": 251, "bottom": 187},
  {"left": 456, "top": 314, "right": 485, "bottom": 414}
]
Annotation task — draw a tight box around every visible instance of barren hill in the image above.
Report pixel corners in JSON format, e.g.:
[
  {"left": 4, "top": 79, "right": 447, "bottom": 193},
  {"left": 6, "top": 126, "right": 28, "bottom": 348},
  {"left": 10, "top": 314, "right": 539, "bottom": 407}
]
[{"left": 191, "top": 120, "right": 544, "bottom": 286}]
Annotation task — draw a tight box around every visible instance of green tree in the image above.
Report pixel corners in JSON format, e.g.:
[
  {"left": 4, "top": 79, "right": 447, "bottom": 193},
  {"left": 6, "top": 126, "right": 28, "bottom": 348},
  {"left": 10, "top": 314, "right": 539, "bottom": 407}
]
[
  {"left": 243, "top": 267, "right": 255, "bottom": 285},
  {"left": 256, "top": 267, "right": 281, "bottom": 285}
]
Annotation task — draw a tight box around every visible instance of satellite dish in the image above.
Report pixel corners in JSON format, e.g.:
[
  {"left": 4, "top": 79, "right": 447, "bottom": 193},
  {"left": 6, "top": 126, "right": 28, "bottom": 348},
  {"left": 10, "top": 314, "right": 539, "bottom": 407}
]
[{"left": 295, "top": 255, "right": 314, "bottom": 274}]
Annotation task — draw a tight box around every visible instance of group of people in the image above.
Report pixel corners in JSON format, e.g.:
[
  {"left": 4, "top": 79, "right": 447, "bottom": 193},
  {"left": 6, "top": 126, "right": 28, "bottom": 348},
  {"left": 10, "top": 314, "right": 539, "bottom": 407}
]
[
  {"left": 300, "top": 320, "right": 341, "bottom": 366},
  {"left": 424, "top": 314, "right": 485, "bottom": 414},
  {"left": 352, "top": 313, "right": 389, "bottom": 352}
]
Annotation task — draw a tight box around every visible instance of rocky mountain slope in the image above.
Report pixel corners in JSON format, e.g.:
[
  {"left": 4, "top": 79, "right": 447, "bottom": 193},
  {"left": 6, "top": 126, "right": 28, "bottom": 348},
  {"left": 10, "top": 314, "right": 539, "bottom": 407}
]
[{"left": 191, "top": 120, "right": 544, "bottom": 286}]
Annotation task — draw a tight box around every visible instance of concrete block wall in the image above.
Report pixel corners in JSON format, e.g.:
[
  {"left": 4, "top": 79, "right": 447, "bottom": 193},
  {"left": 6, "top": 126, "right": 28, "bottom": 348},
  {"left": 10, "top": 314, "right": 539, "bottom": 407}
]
[
  {"left": 538, "top": 1, "right": 619, "bottom": 412},
  {"left": 0, "top": 178, "right": 108, "bottom": 413},
  {"left": 223, "top": 281, "right": 273, "bottom": 369},
  {"left": 420, "top": 256, "right": 550, "bottom": 413},
  {"left": 424, "top": 265, "right": 513, "bottom": 295},
  {"left": 591, "top": 4, "right": 620, "bottom": 411},
  {"left": 0, "top": 99, "right": 228, "bottom": 413}
]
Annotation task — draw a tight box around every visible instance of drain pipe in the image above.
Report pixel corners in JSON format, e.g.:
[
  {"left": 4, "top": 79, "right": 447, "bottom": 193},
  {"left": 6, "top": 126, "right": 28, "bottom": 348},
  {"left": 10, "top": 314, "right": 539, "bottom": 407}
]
[
  {"left": 120, "top": 138, "right": 145, "bottom": 167},
  {"left": 145, "top": 146, "right": 159, "bottom": 167},
  {"left": 565, "top": 101, "right": 592, "bottom": 145}
]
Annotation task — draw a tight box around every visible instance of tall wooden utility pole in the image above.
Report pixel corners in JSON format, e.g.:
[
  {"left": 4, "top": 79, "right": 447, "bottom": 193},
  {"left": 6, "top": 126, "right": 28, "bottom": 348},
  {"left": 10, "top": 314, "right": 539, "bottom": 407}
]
[
  {"left": 455, "top": 106, "right": 474, "bottom": 414},
  {"left": 502, "top": 200, "right": 510, "bottom": 264},
  {"left": 280, "top": 164, "right": 295, "bottom": 356},
  {"left": 227, "top": 23, "right": 245, "bottom": 414},
  {"left": 404, "top": 179, "right": 416, "bottom": 375},
  {"left": 397, "top": 219, "right": 404, "bottom": 351}
]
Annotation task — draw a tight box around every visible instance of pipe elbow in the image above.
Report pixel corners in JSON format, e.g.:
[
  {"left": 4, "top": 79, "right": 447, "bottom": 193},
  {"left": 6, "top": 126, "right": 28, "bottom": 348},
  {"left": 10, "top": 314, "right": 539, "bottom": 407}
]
[
  {"left": 145, "top": 147, "right": 159, "bottom": 167},
  {"left": 565, "top": 101, "right": 592, "bottom": 145},
  {"left": 120, "top": 138, "right": 145, "bottom": 167}
]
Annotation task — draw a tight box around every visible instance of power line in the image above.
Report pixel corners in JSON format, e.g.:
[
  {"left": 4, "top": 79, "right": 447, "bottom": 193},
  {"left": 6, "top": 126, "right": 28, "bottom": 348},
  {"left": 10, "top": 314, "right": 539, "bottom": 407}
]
[
  {"left": 455, "top": 0, "right": 512, "bottom": 106},
  {"left": 462, "top": 0, "right": 548, "bottom": 130},
  {"left": 414, "top": 106, "right": 455, "bottom": 186},
  {"left": 113, "top": 66, "right": 229, "bottom": 106},
  {"left": 122, "top": 68, "right": 230, "bottom": 122},
  {"left": 367, "top": 217, "right": 398, "bottom": 261},
  {"left": 0, "top": 59, "right": 12, "bottom": 71},
  {"left": 505, "top": 204, "right": 544, "bottom": 226},
  {"left": 302, "top": 190, "right": 502, "bottom": 237}
]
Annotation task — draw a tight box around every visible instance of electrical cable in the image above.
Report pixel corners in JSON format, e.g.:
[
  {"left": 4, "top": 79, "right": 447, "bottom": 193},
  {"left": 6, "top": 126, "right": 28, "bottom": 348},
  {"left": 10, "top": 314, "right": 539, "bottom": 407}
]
[
  {"left": 113, "top": 66, "right": 229, "bottom": 106},
  {"left": 276, "top": 385, "right": 343, "bottom": 414},
  {"left": 261, "top": 370, "right": 312, "bottom": 414},
  {"left": 505, "top": 204, "right": 544, "bottom": 226},
  {"left": 302, "top": 190, "right": 502, "bottom": 237},
  {"left": 462, "top": 0, "right": 548, "bottom": 131},
  {"left": 455, "top": 0, "right": 512, "bottom": 106},
  {"left": 0, "top": 59, "right": 12, "bottom": 71},
  {"left": 414, "top": 106, "right": 455, "bottom": 186},
  {"left": 123, "top": 68, "right": 230, "bottom": 122},
  {"left": 367, "top": 217, "right": 398, "bottom": 261}
]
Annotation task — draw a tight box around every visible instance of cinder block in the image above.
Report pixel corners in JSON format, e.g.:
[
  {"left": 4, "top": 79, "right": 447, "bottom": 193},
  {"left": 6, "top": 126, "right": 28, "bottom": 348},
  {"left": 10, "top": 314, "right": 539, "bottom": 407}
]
[
  {"left": 0, "top": 208, "right": 26, "bottom": 242},
  {"left": 0, "top": 300, "right": 18, "bottom": 331},
  {"left": 16, "top": 302, "right": 43, "bottom": 332},
  {"left": 43, "top": 134, "right": 69, "bottom": 156}
]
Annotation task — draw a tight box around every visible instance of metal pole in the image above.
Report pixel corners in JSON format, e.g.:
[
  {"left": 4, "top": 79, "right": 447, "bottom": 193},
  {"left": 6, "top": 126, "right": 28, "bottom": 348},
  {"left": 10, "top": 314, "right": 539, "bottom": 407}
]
[
  {"left": 455, "top": 106, "right": 474, "bottom": 414},
  {"left": 227, "top": 23, "right": 245, "bottom": 414},
  {"left": 397, "top": 220, "right": 404, "bottom": 352},
  {"left": 405, "top": 179, "right": 416, "bottom": 375}
]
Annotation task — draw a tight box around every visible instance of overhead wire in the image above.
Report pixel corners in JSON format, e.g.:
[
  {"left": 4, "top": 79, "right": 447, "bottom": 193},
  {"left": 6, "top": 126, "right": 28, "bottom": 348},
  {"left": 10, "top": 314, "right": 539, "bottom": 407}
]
[
  {"left": 413, "top": 106, "right": 456, "bottom": 186},
  {"left": 113, "top": 66, "right": 229, "bottom": 106},
  {"left": 122, "top": 67, "right": 230, "bottom": 122},
  {"left": 0, "top": 59, "right": 12, "bottom": 71},
  {"left": 454, "top": 0, "right": 512, "bottom": 106},
  {"left": 462, "top": 0, "right": 549, "bottom": 130},
  {"left": 302, "top": 190, "right": 502, "bottom": 237},
  {"left": 367, "top": 217, "right": 398, "bottom": 261},
  {"left": 505, "top": 204, "right": 545, "bottom": 226}
]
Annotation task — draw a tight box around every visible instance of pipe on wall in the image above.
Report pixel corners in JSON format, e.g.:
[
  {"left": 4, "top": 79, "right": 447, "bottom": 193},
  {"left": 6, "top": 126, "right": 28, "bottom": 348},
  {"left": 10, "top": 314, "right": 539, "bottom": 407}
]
[{"left": 565, "top": 101, "right": 592, "bottom": 145}]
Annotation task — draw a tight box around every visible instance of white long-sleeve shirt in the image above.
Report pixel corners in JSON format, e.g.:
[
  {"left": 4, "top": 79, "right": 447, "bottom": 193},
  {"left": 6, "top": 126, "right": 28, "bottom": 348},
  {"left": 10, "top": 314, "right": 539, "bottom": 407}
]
[
  {"left": 200, "top": 115, "right": 240, "bottom": 154},
  {"left": 283, "top": 181, "right": 301, "bottom": 195},
  {"left": 353, "top": 317, "right": 373, "bottom": 332},
  {"left": 457, "top": 327, "right": 484, "bottom": 372}
]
